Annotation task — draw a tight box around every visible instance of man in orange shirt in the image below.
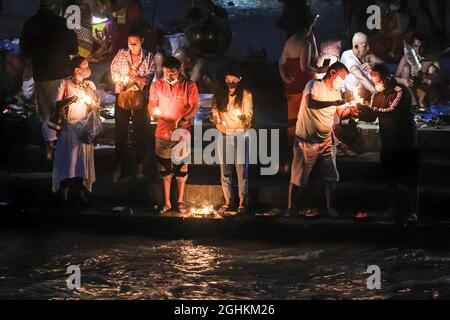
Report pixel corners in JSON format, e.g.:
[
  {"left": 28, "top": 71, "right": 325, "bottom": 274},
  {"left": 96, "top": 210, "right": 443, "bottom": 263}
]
[{"left": 148, "top": 57, "right": 199, "bottom": 215}]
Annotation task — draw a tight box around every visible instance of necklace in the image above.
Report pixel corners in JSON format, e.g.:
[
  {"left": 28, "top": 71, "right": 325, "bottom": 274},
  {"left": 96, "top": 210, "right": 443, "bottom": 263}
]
[{"left": 70, "top": 76, "right": 82, "bottom": 86}]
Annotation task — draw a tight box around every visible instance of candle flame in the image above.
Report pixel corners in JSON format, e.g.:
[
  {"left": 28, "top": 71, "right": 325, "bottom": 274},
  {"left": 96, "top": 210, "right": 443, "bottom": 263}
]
[
  {"left": 153, "top": 107, "right": 161, "bottom": 116},
  {"left": 189, "top": 205, "right": 215, "bottom": 217},
  {"left": 81, "top": 92, "right": 92, "bottom": 105},
  {"left": 352, "top": 88, "right": 363, "bottom": 105},
  {"left": 114, "top": 75, "right": 129, "bottom": 84}
]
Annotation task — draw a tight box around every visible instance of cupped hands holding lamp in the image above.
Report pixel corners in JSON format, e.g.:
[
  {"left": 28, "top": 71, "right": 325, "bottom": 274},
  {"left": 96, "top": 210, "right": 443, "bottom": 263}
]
[{"left": 352, "top": 87, "right": 364, "bottom": 105}]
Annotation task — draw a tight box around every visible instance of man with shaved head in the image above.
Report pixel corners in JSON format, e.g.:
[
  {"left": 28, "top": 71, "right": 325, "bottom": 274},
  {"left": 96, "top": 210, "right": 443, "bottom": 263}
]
[{"left": 340, "top": 32, "right": 383, "bottom": 97}]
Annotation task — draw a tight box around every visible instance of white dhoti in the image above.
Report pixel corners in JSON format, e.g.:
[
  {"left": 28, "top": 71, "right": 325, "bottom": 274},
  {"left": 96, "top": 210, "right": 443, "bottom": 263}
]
[{"left": 52, "top": 123, "right": 96, "bottom": 193}]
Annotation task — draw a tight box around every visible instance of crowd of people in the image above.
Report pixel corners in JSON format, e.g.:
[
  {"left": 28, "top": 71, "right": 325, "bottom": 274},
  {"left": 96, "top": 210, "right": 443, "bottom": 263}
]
[
  {"left": 19, "top": 0, "right": 446, "bottom": 226},
  {"left": 19, "top": 0, "right": 253, "bottom": 215}
]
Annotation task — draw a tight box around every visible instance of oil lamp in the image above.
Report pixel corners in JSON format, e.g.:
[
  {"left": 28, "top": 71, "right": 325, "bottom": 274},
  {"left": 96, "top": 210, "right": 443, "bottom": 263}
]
[
  {"left": 352, "top": 88, "right": 364, "bottom": 105},
  {"left": 80, "top": 92, "right": 92, "bottom": 105},
  {"left": 150, "top": 107, "right": 161, "bottom": 122}
]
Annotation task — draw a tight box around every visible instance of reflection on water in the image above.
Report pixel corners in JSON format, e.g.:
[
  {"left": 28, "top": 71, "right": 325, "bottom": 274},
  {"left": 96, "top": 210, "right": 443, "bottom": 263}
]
[
  {"left": 215, "top": 0, "right": 282, "bottom": 9},
  {"left": 0, "top": 230, "right": 449, "bottom": 300}
]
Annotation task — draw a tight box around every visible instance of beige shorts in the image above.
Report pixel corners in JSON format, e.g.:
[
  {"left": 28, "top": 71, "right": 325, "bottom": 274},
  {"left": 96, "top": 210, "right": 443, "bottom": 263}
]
[
  {"left": 290, "top": 136, "right": 339, "bottom": 187},
  {"left": 155, "top": 138, "right": 188, "bottom": 181}
]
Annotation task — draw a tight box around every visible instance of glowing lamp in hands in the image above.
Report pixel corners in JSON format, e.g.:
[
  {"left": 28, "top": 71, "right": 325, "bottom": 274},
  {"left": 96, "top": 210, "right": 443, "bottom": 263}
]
[
  {"left": 153, "top": 107, "right": 161, "bottom": 116},
  {"left": 80, "top": 92, "right": 92, "bottom": 105},
  {"left": 113, "top": 75, "right": 130, "bottom": 84},
  {"left": 352, "top": 88, "right": 364, "bottom": 105}
]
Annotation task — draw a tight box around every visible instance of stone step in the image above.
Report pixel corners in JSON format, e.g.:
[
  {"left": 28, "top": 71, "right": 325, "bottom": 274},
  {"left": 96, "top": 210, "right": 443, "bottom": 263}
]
[
  {"left": 2, "top": 171, "right": 449, "bottom": 216},
  {"left": 3, "top": 146, "right": 450, "bottom": 185},
  {"left": 3, "top": 205, "right": 450, "bottom": 246}
]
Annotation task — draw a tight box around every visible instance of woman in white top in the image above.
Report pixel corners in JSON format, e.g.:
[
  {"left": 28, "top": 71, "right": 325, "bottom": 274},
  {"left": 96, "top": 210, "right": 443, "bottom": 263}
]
[
  {"left": 210, "top": 68, "right": 253, "bottom": 214},
  {"left": 52, "top": 56, "right": 98, "bottom": 205}
]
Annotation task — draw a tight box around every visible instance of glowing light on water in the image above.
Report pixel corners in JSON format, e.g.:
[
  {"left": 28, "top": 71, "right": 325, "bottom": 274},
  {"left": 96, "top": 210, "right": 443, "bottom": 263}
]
[{"left": 214, "top": 0, "right": 281, "bottom": 9}]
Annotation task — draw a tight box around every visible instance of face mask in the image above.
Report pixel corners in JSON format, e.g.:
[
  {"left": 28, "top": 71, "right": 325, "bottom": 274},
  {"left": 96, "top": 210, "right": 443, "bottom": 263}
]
[
  {"left": 128, "top": 44, "right": 142, "bottom": 54},
  {"left": 81, "top": 67, "right": 91, "bottom": 79},
  {"left": 164, "top": 78, "right": 179, "bottom": 85},
  {"left": 226, "top": 82, "right": 239, "bottom": 89},
  {"left": 375, "top": 83, "right": 385, "bottom": 92},
  {"left": 332, "top": 76, "right": 344, "bottom": 91}
]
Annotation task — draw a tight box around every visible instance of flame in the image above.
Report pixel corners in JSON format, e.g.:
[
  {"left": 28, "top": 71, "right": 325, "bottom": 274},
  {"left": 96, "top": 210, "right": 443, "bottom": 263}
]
[
  {"left": 234, "top": 108, "right": 242, "bottom": 116},
  {"left": 80, "top": 92, "right": 92, "bottom": 105},
  {"left": 113, "top": 75, "right": 129, "bottom": 84},
  {"left": 153, "top": 107, "right": 161, "bottom": 116},
  {"left": 189, "top": 205, "right": 215, "bottom": 217},
  {"left": 352, "top": 88, "right": 363, "bottom": 105}
]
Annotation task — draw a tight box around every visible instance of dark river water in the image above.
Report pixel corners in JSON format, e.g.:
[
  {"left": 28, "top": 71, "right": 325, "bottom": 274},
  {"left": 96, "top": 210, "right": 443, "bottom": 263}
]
[{"left": 0, "top": 229, "right": 449, "bottom": 300}]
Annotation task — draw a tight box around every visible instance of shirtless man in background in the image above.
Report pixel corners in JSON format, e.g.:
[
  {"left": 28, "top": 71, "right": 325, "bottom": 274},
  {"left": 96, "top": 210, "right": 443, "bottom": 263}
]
[
  {"left": 279, "top": 16, "right": 326, "bottom": 142},
  {"left": 395, "top": 34, "right": 441, "bottom": 111},
  {"left": 341, "top": 32, "right": 383, "bottom": 98}
]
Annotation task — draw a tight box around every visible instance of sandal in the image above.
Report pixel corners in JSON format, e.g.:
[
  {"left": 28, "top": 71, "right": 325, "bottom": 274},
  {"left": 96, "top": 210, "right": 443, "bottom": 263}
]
[
  {"left": 159, "top": 205, "right": 172, "bottom": 215},
  {"left": 327, "top": 208, "right": 340, "bottom": 219},
  {"left": 355, "top": 211, "right": 369, "bottom": 219},
  {"left": 218, "top": 205, "right": 231, "bottom": 215},
  {"left": 303, "top": 208, "right": 320, "bottom": 218},
  {"left": 237, "top": 206, "right": 247, "bottom": 215},
  {"left": 177, "top": 202, "right": 189, "bottom": 214}
]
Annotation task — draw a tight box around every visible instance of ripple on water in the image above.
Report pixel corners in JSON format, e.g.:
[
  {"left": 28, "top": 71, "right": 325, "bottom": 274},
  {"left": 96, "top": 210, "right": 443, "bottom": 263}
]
[{"left": 1, "top": 232, "right": 450, "bottom": 299}]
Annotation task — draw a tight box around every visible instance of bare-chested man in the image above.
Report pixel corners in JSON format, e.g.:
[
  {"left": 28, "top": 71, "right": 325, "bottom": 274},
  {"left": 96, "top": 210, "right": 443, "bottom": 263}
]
[
  {"left": 395, "top": 34, "right": 440, "bottom": 111},
  {"left": 340, "top": 32, "right": 383, "bottom": 97},
  {"left": 279, "top": 16, "right": 326, "bottom": 141}
]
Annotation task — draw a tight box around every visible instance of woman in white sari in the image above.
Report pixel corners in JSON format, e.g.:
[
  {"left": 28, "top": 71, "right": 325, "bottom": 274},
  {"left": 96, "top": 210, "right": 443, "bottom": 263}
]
[{"left": 52, "top": 56, "right": 99, "bottom": 205}]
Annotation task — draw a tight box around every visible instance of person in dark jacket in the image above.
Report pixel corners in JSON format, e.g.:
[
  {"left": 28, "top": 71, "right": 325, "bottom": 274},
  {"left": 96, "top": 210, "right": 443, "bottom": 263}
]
[
  {"left": 20, "top": 0, "right": 79, "bottom": 161},
  {"left": 358, "top": 63, "right": 419, "bottom": 226}
]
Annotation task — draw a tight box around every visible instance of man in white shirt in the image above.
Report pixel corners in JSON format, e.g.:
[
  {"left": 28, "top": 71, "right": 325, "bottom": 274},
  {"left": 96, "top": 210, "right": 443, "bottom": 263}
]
[
  {"left": 285, "top": 62, "right": 358, "bottom": 218},
  {"left": 340, "top": 32, "right": 383, "bottom": 96}
]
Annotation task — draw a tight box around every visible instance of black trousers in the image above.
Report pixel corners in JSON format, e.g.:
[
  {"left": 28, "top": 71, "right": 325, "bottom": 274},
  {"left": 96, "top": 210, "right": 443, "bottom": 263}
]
[
  {"left": 381, "top": 147, "right": 419, "bottom": 221},
  {"left": 114, "top": 102, "right": 151, "bottom": 172}
]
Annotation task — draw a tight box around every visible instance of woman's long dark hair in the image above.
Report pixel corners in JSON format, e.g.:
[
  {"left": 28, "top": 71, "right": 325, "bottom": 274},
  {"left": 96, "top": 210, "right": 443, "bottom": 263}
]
[{"left": 213, "top": 76, "right": 245, "bottom": 112}]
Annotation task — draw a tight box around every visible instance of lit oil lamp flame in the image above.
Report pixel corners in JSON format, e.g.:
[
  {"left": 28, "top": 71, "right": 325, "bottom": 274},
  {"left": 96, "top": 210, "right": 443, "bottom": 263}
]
[
  {"left": 150, "top": 107, "right": 161, "bottom": 122},
  {"left": 114, "top": 74, "right": 129, "bottom": 84},
  {"left": 352, "top": 88, "right": 364, "bottom": 105},
  {"left": 153, "top": 107, "right": 161, "bottom": 116},
  {"left": 189, "top": 205, "right": 215, "bottom": 217},
  {"left": 234, "top": 108, "right": 242, "bottom": 116},
  {"left": 81, "top": 92, "right": 92, "bottom": 105}
]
